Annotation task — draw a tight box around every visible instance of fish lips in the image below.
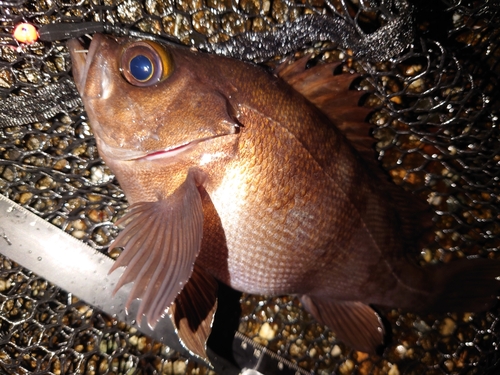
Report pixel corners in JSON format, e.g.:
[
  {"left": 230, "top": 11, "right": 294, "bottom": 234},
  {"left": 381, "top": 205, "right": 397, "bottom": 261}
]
[{"left": 128, "top": 133, "right": 239, "bottom": 162}]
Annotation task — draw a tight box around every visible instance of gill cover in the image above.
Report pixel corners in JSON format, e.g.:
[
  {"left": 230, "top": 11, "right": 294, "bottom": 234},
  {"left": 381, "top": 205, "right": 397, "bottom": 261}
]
[{"left": 120, "top": 40, "right": 174, "bottom": 86}]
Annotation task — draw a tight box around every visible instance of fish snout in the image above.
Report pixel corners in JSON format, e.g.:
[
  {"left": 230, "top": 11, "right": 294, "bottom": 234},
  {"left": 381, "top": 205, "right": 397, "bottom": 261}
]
[{"left": 68, "top": 34, "right": 122, "bottom": 100}]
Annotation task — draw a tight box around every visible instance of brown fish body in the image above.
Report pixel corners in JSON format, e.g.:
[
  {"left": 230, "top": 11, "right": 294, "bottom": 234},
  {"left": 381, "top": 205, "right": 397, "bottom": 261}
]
[
  {"left": 69, "top": 34, "right": 500, "bottom": 355},
  {"left": 199, "top": 101, "right": 406, "bottom": 299}
]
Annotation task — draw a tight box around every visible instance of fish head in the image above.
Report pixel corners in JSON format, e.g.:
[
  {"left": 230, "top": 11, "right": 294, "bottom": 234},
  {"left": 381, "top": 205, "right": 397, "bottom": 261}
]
[{"left": 68, "top": 34, "right": 241, "bottom": 199}]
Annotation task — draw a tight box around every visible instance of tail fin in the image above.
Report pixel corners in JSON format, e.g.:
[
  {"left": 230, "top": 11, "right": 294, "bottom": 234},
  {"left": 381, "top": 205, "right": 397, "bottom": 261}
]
[{"left": 425, "top": 258, "right": 500, "bottom": 313}]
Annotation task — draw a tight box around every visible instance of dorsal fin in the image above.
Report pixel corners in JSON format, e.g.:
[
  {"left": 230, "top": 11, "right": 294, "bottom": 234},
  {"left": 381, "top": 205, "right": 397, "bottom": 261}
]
[
  {"left": 276, "top": 56, "right": 374, "bottom": 158},
  {"left": 277, "top": 55, "right": 434, "bottom": 256}
]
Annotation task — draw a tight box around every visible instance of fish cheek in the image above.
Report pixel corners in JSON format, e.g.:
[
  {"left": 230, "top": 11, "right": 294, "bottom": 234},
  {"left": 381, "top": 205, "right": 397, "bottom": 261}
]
[
  {"left": 154, "top": 86, "right": 241, "bottom": 143},
  {"left": 83, "top": 82, "right": 148, "bottom": 150}
]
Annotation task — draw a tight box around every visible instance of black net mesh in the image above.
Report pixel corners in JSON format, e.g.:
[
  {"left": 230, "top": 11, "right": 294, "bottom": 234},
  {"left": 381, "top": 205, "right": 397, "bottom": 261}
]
[{"left": 0, "top": 0, "right": 499, "bottom": 374}]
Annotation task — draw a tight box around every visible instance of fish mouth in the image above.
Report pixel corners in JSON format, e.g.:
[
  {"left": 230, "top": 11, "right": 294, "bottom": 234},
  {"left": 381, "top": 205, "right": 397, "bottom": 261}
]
[{"left": 128, "top": 134, "right": 233, "bottom": 162}]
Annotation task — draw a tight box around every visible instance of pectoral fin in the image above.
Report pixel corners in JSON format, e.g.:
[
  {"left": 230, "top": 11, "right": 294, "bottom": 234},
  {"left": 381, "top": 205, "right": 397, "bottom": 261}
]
[
  {"left": 108, "top": 173, "right": 203, "bottom": 328},
  {"left": 301, "top": 296, "right": 385, "bottom": 353},
  {"left": 169, "top": 264, "right": 218, "bottom": 360}
]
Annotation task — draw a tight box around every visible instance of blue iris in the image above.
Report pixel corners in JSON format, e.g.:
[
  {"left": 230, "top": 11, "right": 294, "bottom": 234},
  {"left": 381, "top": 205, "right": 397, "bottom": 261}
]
[{"left": 129, "top": 55, "right": 153, "bottom": 81}]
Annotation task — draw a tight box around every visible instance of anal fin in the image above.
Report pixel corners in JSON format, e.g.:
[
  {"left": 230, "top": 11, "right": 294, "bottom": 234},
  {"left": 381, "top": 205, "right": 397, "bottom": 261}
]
[
  {"left": 170, "top": 264, "right": 218, "bottom": 361},
  {"left": 300, "top": 296, "right": 385, "bottom": 354}
]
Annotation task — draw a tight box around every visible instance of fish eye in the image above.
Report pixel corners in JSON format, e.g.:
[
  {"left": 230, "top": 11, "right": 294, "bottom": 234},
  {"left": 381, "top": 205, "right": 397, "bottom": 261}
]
[{"left": 121, "top": 41, "right": 174, "bottom": 87}]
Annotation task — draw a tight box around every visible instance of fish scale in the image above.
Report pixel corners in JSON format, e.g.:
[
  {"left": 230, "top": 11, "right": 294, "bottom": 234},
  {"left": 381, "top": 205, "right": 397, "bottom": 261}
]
[{"left": 200, "top": 109, "right": 342, "bottom": 294}]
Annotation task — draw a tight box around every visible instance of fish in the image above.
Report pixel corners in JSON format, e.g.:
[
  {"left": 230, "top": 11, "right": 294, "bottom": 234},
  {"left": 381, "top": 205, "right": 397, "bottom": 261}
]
[{"left": 67, "top": 34, "right": 500, "bottom": 359}]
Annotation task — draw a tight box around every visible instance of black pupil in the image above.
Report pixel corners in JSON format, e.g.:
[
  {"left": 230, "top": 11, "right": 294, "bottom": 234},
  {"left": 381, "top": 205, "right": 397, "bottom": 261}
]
[{"left": 130, "top": 54, "right": 153, "bottom": 81}]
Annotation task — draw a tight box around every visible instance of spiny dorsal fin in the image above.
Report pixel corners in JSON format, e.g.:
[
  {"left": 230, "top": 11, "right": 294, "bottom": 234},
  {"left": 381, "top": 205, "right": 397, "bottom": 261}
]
[
  {"left": 276, "top": 56, "right": 374, "bottom": 158},
  {"left": 277, "top": 55, "right": 434, "bottom": 256}
]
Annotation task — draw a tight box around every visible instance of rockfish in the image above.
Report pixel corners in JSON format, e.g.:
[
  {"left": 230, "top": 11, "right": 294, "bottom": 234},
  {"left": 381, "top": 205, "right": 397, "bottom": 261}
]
[{"left": 68, "top": 34, "right": 500, "bottom": 359}]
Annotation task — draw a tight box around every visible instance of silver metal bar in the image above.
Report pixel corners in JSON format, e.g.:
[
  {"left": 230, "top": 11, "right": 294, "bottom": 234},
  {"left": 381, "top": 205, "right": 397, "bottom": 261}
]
[{"left": 0, "top": 193, "right": 188, "bottom": 356}]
